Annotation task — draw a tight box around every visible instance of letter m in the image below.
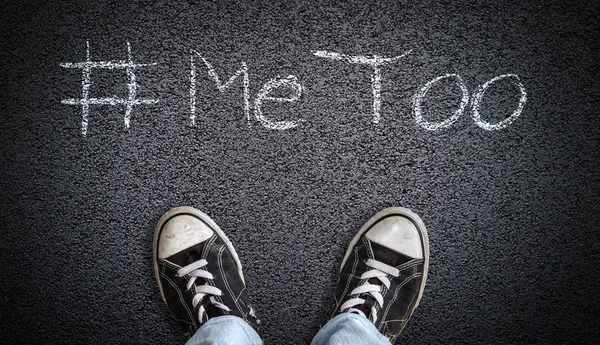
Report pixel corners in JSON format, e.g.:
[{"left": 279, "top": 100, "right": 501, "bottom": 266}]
[{"left": 189, "top": 50, "right": 250, "bottom": 126}]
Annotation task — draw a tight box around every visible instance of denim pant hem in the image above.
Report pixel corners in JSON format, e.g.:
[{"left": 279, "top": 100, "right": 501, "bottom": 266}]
[
  {"left": 310, "top": 313, "right": 392, "bottom": 345},
  {"left": 186, "top": 313, "right": 392, "bottom": 345},
  {"left": 186, "top": 315, "right": 262, "bottom": 345}
]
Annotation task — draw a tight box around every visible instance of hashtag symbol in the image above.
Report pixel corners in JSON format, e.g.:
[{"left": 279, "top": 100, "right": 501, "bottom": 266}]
[{"left": 60, "top": 41, "right": 159, "bottom": 136}]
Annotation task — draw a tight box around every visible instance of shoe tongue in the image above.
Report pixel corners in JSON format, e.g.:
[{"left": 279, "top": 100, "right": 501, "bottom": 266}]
[
  {"left": 166, "top": 242, "right": 207, "bottom": 267},
  {"left": 349, "top": 296, "right": 379, "bottom": 319},
  {"left": 351, "top": 241, "right": 415, "bottom": 318},
  {"left": 369, "top": 241, "right": 413, "bottom": 267},
  {"left": 167, "top": 240, "right": 229, "bottom": 321},
  {"left": 202, "top": 298, "right": 229, "bottom": 319}
]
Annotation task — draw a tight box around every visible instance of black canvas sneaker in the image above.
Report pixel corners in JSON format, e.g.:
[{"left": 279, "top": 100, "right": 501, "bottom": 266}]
[
  {"left": 153, "top": 207, "right": 259, "bottom": 338},
  {"left": 326, "top": 207, "right": 429, "bottom": 343}
]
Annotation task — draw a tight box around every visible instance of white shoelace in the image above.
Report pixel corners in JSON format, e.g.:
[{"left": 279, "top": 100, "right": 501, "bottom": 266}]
[
  {"left": 176, "top": 259, "right": 231, "bottom": 322},
  {"left": 339, "top": 258, "right": 400, "bottom": 323}
]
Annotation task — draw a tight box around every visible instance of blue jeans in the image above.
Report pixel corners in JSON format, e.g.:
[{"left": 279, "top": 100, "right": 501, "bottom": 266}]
[{"left": 185, "top": 313, "right": 392, "bottom": 345}]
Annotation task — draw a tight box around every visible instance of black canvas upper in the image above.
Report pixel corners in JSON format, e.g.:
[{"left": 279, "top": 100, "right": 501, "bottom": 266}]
[
  {"left": 327, "top": 222, "right": 426, "bottom": 342},
  {"left": 156, "top": 228, "right": 259, "bottom": 338}
]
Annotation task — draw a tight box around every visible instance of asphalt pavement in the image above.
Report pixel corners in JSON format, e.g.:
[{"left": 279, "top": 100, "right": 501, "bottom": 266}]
[{"left": 1, "top": 1, "right": 599, "bottom": 344}]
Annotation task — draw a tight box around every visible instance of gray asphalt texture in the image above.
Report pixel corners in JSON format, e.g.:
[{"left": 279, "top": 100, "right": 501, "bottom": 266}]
[{"left": 1, "top": 0, "right": 599, "bottom": 344}]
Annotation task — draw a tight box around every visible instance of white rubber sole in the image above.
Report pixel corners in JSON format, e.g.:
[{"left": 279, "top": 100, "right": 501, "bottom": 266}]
[
  {"left": 340, "top": 207, "right": 430, "bottom": 309},
  {"left": 152, "top": 206, "right": 244, "bottom": 302}
]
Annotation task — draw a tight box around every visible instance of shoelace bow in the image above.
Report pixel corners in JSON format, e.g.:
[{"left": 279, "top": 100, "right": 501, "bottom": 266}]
[
  {"left": 339, "top": 258, "right": 400, "bottom": 323},
  {"left": 176, "top": 259, "right": 230, "bottom": 322}
]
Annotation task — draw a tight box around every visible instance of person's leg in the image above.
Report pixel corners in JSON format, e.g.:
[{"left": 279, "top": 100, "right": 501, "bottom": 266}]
[
  {"left": 314, "top": 207, "right": 430, "bottom": 345},
  {"left": 186, "top": 316, "right": 262, "bottom": 345},
  {"left": 311, "top": 313, "right": 391, "bottom": 345},
  {"left": 153, "top": 206, "right": 261, "bottom": 344}
]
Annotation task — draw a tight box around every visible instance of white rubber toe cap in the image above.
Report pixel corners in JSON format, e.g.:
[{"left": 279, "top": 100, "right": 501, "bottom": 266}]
[
  {"left": 365, "top": 216, "right": 423, "bottom": 259},
  {"left": 157, "top": 215, "right": 214, "bottom": 259}
]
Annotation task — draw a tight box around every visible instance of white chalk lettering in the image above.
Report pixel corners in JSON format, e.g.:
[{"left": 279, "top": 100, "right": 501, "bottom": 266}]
[
  {"left": 61, "top": 40, "right": 529, "bottom": 135},
  {"left": 472, "top": 74, "right": 527, "bottom": 130},
  {"left": 413, "top": 74, "right": 469, "bottom": 131},
  {"left": 190, "top": 50, "right": 250, "bottom": 126},
  {"left": 254, "top": 75, "right": 303, "bottom": 130},
  {"left": 61, "top": 41, "right": 158, "bottom": 135},
  {"left": 313, "top": 50, "right": 412, "bottom": 124}
]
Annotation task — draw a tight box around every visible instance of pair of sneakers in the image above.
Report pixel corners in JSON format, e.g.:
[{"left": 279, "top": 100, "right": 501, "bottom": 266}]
[{"left": 153, "top": 206, "right": 429, "bottom": 343}]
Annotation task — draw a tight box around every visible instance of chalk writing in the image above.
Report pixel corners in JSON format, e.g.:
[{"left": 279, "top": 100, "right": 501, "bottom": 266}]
[
  {"left": 254, "top": 75, "right": 304, "bottom": 130},
  {"left": 412, "top": 73, "right": 527, "bottom": 131},
  {"left": 190, "top": 50, "right": 249, "bottom": 126},
  {"left": 60, "top": 40, "right": 528, "bottom": 135},
  {"left": 312, "top": 50, "right": 412, "bottom": 125},
  {"left": 472, "top": 74, "right": 527, "bottom": 130},
  {"left": 413, "top": 74, "right": 470, "bottom": 130},
  {"left": 60, "top": 41, "right": 158, "bottom": 136}
]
